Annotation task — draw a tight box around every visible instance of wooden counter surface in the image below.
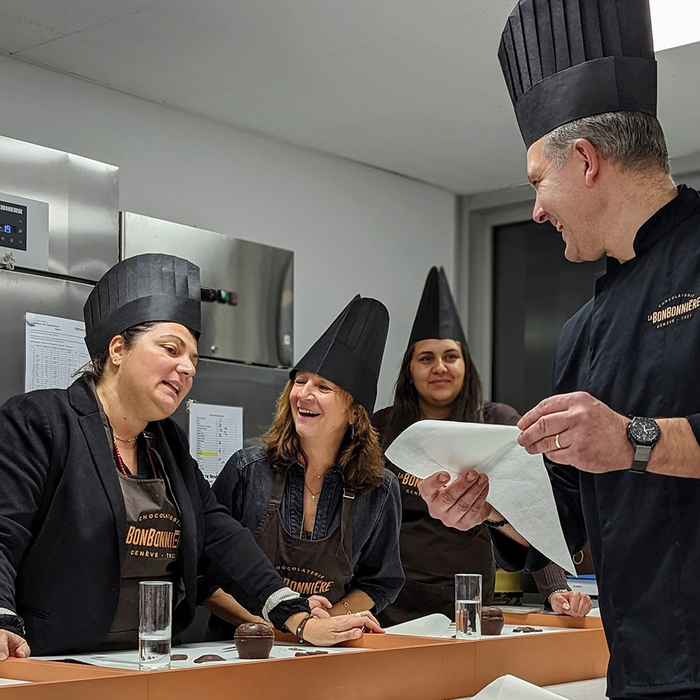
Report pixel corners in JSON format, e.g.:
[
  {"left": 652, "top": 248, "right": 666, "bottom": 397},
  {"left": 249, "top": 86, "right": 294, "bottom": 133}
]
[
  {"left": 2, "top": 614, "right": 608, "bottom": 700},
  {"left": 0, "top": 658, "right": 147, "bottom": 699}
]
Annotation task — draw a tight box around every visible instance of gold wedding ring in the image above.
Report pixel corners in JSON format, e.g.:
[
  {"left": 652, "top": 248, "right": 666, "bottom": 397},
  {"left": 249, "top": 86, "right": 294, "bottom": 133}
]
[{"left": 554, "top": 433, "right": 562, "bottom": 450}]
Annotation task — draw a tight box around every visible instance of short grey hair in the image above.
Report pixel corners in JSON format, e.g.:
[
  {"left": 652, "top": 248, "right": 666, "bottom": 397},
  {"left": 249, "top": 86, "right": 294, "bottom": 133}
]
[{"left": 543, "top": 112, "right": 670, "bottom": 174}]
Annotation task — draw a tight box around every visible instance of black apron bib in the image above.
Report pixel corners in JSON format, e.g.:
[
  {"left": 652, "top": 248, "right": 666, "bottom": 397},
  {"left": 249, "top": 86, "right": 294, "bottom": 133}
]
[
  {"left": 102, "top": 470, "right": 181, "bottom": 648},
  {"left": 378, "top": 463, "right": 494, "bottom": 627},
  {"left": 255, "top": 467, "right": 354, "bottom": 603}
]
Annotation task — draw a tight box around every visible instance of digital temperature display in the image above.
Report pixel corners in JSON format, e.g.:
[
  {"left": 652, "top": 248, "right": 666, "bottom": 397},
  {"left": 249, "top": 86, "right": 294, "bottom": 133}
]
[{"left": 0, "top": 199, "right": 27, "bottom": 252}]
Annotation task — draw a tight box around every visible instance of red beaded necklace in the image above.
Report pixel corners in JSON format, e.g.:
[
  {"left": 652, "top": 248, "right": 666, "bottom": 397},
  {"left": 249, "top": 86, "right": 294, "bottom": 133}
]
[{"left": 113, "top": 438, "right": 158, "bottom": 479}]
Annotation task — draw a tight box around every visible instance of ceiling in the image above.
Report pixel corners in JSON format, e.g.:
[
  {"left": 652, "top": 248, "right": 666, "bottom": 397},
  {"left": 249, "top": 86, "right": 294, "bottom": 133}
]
[{"left": 1, "top": 0, "right": 699, "bottom": 194}]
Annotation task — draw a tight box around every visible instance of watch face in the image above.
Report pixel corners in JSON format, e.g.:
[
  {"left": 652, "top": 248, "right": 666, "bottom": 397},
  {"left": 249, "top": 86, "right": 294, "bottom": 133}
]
[{"left": 628, "top": 417, "right": 661, "bottom": 446}]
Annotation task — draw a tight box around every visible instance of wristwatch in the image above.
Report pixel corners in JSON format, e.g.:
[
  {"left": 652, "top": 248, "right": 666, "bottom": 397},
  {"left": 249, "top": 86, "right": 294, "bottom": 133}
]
[{"left": 626, "top": 417, "right": 661, "bottom": 473}]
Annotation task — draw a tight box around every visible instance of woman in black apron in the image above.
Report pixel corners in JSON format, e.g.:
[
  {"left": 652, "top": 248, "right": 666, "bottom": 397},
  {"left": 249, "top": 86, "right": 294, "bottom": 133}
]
[
  {"left": 0, "top": 256, "right": 375, "bottom": 659},
  {"left": 373, "top": 267, "right": 592, "bottom": 626},
  {"left": 205, "top": 296, "right": 404, "bottom": 637}
]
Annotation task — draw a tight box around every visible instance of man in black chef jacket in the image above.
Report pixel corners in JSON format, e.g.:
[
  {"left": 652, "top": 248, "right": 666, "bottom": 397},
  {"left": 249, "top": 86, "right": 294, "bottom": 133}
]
[{"left": 419, "top": 1, "right": 700, "bottom": 698}]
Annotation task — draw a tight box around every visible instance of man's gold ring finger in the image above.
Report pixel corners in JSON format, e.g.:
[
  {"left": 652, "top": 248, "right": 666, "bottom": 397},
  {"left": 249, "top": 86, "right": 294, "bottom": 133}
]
[{"left": 554, "top": 433, "right": 562, "bottom": 450}]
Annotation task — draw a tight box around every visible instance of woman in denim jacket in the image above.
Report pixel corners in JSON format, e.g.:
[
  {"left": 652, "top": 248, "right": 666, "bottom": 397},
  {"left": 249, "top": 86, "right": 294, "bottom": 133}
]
[{"left": 204, "top": 296, "right": 404, "bottom": 636}]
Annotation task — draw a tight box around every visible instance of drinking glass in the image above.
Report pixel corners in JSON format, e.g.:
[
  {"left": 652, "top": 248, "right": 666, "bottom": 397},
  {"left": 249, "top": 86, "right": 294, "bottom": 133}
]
[
  {"left": 455, "top": 573, "right": 482, "bottom": 639},
  {"left": 139, "top": 581, "right": 172, "bottom": 671}
]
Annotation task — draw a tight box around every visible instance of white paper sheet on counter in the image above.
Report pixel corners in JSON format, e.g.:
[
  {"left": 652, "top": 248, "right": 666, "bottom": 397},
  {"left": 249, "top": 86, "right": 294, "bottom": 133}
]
[
  {"left": 37, "top": 640, "right": 363, "bottom": 670},
  {"left": 385, "top": 614, "right": 575, "bottom": 640},
  {"left": 472, "top": 675, "right": 568, "bottom": 699},
  {"left": 385, "top": 421, "right": 575, "bottom": 574},
  {"left": 385, "top": 613, "right": 452, "bottom": 637}
]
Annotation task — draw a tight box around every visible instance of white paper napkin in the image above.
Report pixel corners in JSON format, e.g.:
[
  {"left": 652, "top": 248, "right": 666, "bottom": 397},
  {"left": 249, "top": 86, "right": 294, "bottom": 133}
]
[
  {"left": 384, "top": 613, "right": 452, "bottom": 637},
  {"left": 385, "top": 421, "right": 575, "bottom": 573},
  {"left": 472, "top": 675, "right": 568, "bottom": 699}
]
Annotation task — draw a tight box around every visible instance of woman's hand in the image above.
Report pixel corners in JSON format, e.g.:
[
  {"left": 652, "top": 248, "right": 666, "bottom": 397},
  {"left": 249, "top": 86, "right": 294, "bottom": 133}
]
[
  {"left": 307, "top": 595, "right": 332, "bottom": 619},
  {"left": 284, "top": 611, "right": 384, "bottom": 646},
  {"left": 300, "top": 612, "right": 383, "bottom": 646},
  {"left": 0, "top": 630, "right": 30, "bottom": 661},
  {"left": 549, "top": 590, "right": 593, "bottom": 617}
]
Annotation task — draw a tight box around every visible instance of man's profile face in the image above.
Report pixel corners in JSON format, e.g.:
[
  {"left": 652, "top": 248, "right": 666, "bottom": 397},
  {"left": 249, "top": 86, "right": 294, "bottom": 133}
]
[{"left": 526, "top": 137, "right": 604, "bottom": 263}]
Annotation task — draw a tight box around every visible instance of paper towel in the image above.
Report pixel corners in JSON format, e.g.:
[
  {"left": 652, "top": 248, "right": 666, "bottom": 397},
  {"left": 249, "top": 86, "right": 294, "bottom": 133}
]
[{"left": 385, "top": 421, "right": 575, "bottom": 573}]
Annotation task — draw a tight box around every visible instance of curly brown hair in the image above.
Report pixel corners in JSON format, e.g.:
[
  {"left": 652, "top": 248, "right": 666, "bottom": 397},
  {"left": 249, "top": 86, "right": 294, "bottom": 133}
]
[{"left": 262, "top": 380, "right": 385, "bottom": 493}]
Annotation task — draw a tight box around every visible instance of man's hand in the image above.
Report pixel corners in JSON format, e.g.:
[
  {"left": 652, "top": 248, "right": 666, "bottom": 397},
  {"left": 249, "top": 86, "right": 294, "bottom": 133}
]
[
  {"left": 418, "top": 470, "right": 490, "bottom": 531},
  {"left": 518, "top": 392, "right": 632, "bottom": 473},
  {"left": 549, "top": 590, "right": 593, "bottom": 617},
  {"left": 0, "top": 630, "right": 30, "bottom": 661}
]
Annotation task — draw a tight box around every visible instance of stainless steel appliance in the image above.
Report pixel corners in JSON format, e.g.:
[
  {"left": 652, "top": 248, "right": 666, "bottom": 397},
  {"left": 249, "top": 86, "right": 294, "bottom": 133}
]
[
  {"left": 0, "top": 135, "right": 119, "bottom": 404},
  {"left": 0, "top": 136, "right": 294, "bottom": 449},
  {"left": 120, "top": 212, "right": 294, "bottom": 444}
]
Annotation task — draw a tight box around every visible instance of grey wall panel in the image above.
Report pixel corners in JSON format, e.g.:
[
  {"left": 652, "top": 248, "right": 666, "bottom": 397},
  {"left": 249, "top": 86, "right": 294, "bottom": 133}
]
[
  {"left": 0, "top": 270, "right": 93, "bottom": 405},
  {"left": 0, "top": 135, "right": 119, "bottom": 280},
  {"left": 121, "top": 212, "right": 293, "bottom": 367},
  {"left": 169, "top": 358, "right": 289, "bottom": 448}
]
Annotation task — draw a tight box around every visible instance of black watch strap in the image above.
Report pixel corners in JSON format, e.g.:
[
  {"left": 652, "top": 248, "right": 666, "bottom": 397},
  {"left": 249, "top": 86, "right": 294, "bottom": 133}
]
[
  {"left": 629, "top": 445, "right": 653, "bottom": 473},
  {"left": 0, "top": 613, "right": 26, "bottom": 637}
]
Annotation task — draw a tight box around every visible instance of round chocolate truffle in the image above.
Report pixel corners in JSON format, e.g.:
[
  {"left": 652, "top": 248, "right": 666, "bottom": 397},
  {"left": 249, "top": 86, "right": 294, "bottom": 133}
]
[
  {"left": 234, "top": 622, "right": 275, "bottom": 659},
  {"left": 481, "top": 606, "right": 504, "bottom": 636}
]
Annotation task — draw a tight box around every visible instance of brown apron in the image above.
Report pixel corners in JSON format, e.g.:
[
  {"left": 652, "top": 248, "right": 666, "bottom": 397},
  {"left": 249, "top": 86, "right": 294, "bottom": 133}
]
[
  {"left": 377, "top": 463, "right": 495, "bottom": 627},
  {"left": 101, "top": 468, "right": 181, "bottom": 648},
  {"left": 255, "top": 467, "right": 354, "bottom": 603}
]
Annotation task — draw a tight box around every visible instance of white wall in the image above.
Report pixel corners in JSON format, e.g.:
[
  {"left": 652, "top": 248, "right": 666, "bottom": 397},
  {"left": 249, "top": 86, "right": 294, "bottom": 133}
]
[{"left": 0, "top": 55, "right": 457, "bottom": 408}]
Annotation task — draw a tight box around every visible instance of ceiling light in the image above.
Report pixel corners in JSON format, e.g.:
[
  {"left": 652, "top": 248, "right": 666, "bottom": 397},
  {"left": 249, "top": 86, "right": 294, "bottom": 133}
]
[{"left": 650, "top": 0, "right": 700, "bottom": 52}]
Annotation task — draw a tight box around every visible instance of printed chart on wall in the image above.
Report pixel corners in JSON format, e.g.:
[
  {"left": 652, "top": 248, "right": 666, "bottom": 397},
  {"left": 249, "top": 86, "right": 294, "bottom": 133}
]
[
  {"left": 24, "top": 313, "right": 91, "bottom": 392},
  {"left": 189, "top": 402, "right": 244, "bottom": 484}
]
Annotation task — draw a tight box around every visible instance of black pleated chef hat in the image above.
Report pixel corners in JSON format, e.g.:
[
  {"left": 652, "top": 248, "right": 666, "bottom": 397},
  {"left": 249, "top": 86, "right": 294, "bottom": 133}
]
[
  {"left": 83, "top": 253, "right": 201, "bottom": 357},
  {"left": 291, "top": 295, "right": 389, "bottom": 413},
  {"left": 498, "top": 0, "right": 657, "bottom": 148},
  {"left": 408, "top": 267, "right": 467, "bottom": 348}
]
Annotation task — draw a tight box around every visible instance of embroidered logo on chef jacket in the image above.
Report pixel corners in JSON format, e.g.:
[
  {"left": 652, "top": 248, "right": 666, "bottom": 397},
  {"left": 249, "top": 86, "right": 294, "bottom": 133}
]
[
  {"left": 277, "top": 565, "right": 335, "bottom": 596},
  {"left": 647, "top": 293, "right": 700, "bottom": 329}
]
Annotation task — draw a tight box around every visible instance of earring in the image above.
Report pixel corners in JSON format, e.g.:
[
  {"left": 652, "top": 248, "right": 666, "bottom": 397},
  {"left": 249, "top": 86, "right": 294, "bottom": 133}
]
[
  {"left": 112, "top": 357, "right": 119, "bottom": 366},
  {"left": 350, "top": 423, "right": 355, "bottom": 440}
]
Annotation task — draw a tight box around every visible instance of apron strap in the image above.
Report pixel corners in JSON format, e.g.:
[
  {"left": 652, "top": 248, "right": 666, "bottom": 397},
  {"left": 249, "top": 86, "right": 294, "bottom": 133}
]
[
  {"left": 340, "top": 485, "right": 355, "bottom": 561},
  {"left": 263, "top": 465, "right": 289, "bottom": 519}
]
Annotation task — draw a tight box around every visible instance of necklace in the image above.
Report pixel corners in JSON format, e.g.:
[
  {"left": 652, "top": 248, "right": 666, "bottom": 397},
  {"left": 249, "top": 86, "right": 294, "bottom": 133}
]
[
  {"left": 304, "top": 481, "right": 322, "bottom": 502},
  {"left": 113, "top": 432, "right": 139, "bottom": 443},
  {"left": 113, "top": 439, "right": 158, "bottom": 479}
]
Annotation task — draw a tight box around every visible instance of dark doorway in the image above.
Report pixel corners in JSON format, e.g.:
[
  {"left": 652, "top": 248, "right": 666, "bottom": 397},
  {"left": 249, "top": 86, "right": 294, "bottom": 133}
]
[{"left": 491, "top": 220, "right": 606, "bottom": 416}]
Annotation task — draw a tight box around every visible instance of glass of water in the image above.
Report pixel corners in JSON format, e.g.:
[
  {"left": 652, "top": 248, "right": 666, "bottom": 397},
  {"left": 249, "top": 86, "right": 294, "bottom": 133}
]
[
  {"left": 139, "top": 580, "right": 172, "bottom": 671},
  {"left": 455, "top": 573, "right": 482, "bottom": 639}
]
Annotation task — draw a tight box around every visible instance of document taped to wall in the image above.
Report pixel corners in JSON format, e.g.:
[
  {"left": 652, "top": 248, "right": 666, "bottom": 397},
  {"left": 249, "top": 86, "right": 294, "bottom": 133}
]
[
  {"left": 189, "top": 402, "right": 244, "bottom": 484},
  {"left": 25, "top": 313, "right": 91, "bottom": 392}
]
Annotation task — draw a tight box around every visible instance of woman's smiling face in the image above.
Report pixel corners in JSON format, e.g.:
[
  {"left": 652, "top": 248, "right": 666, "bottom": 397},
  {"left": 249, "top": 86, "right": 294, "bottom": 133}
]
[
  {"left": 409, "top": 338, "right": 465, "bottom": 409},
  {"left": 289, "top": 372, "right": 352, "bottom": 443}
]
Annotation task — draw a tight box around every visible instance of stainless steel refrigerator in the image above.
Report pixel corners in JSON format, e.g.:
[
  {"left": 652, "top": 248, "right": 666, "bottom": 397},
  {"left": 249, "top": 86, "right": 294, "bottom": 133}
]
[{"left": 0, "top": 135, "right": 294, "bottom": 449}]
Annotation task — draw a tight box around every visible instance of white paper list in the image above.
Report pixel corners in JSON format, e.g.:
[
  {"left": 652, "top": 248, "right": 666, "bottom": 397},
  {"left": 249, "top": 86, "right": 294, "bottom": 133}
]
[
  {"left": 24, "top": 313, "right": 91, "bottom": 393},
  {"left": 189, "top": 403, "right": 244, "bottom": 485}
]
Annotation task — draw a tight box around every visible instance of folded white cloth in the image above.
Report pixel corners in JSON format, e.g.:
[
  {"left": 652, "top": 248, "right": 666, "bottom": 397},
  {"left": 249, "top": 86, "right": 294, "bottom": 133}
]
[
  {"left": 385, "top": 421, "right": 575, "bottom": 573},
  {"left": 472, "top": 675, "right": 568, "bottom": 699}
]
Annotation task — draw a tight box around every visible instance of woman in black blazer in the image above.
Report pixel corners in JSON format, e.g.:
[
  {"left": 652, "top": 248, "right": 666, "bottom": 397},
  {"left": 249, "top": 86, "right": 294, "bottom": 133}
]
[{"left": 0, "top": 253, "right": 377, "bottom": 659}]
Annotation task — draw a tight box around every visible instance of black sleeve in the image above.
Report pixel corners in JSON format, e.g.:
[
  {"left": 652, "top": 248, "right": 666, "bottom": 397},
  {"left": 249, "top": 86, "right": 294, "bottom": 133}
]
[
  {"left": 197, "top": 450, "right": 246, "bottom": 604},
  {"left": 351, "top": 473, "right": 405, "bottom": 612},
  {"left": 211, "top": 450, "right": 245, "bottom": 519},
  {"left": 193, "top": 463, "right": 288, "bottom": 615},
  {"left": 0, "top": 394, "right": 54, "bottom": 620}
]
